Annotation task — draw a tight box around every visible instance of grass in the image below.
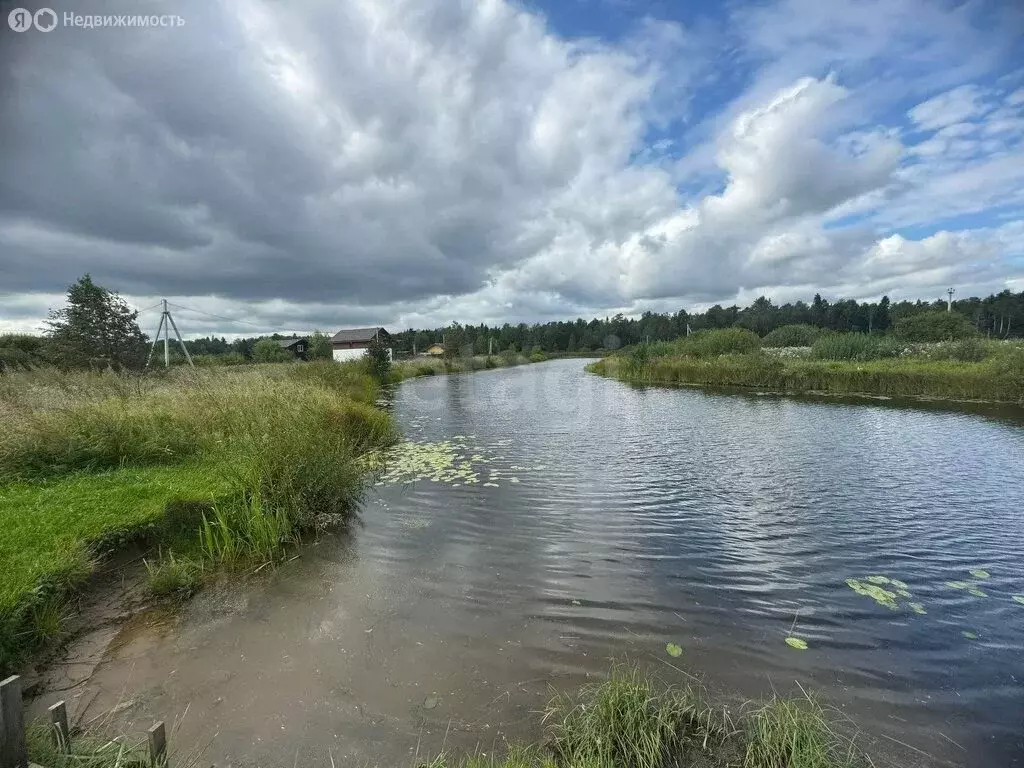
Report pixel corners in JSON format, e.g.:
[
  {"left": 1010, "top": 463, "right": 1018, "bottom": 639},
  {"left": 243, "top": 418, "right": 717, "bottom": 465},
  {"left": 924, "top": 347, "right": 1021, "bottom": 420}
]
[
  {"left": 592, "top": 338, "right": 1024, "bottom": 404},
  {"left": 0, "top": 361, "right": 398, "bottom": 673},
  {"left": 390, "top": 353, "right": 537, "bottom": 382},
  {"left": 416, "top": 665, "right": 867, "bottom": 768}
]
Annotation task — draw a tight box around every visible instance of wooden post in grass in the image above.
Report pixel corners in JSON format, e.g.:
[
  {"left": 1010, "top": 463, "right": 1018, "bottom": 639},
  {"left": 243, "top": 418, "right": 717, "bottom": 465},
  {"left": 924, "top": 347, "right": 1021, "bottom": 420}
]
[
  {"left": 148, "top": 721, "right": 167, "bottom": 767},
  {"left": 48, "top": 701, "right": 69, "bottom": 750},
  {"left": 0, "top": 675, "right": 28, "bottom": 768}
]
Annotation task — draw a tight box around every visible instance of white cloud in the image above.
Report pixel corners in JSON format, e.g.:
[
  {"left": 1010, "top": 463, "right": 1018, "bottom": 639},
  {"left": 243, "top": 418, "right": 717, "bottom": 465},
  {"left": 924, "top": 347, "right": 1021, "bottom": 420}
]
[
  {"left": 908, "top": 84, "right": 994, "bottom": 131},
  {"left": 0, "top": 0, "right": 1021, "bottom": 336}
]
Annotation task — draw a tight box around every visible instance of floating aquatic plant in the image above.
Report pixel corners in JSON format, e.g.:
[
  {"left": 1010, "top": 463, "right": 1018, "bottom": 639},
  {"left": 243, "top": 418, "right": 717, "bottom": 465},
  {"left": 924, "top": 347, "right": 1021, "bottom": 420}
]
[
  {"left": 784, "top": 637, "right": 808, "bottom": 650},
  {"left": 1012, "top": 596, "right": 1024, "bottom": 605},
  {"left": 665, "top": 643, "right": 683, "bottom": 658},
  {"left": 962, "top": 631, "right": 978, "bottom": 640},
  {"left": 846, "top": 576, "right": 918, "bottom": 611},
  {"left": 946, "top": 581, "right": 987, "bottom": 598},
  {"left": 969, "top": 569, "right": 990, "bottom": 579},
  {"left": 846, "top": 578, "right": 899, "bottom": 610}
]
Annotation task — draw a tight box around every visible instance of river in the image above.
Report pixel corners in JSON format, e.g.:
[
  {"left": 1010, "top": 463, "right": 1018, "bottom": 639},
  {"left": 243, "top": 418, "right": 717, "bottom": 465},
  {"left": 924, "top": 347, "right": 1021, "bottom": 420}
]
[{"left": 36, "top": 358, "right": 1024, "bottom": 766}]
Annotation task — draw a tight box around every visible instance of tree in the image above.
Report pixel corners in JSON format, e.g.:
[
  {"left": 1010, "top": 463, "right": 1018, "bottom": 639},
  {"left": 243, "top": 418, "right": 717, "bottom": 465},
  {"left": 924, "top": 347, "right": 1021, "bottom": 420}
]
[
  {"left": 45, "top": 274, "right": 147, "bottom": 370},
  {"left": 307, "top": 331, "right": 333, "bottom": 360},
  {"left": 365, "top": 334, "right": 391, "bottom": 380},
  {"left": 892, "top": 310, "right": 976, "bottom": 342},
  {"left": 252, "top": 338, "right": 291, "bottom": 363}
]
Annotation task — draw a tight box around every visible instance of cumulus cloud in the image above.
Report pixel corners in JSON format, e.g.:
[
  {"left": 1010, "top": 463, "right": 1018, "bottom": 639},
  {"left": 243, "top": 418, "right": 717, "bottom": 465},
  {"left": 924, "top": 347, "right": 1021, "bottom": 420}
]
[{"left": 0, "top": 0, "right": 1022, "bottom": 335}]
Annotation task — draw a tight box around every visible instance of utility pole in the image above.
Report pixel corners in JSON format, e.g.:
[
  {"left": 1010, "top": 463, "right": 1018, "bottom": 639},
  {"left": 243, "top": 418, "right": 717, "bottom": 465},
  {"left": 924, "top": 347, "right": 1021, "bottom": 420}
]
[
  {"left": 947, "top": 287, "right": 956, "bottom": 313},
  {"left": 146, "top": 299, "right": 195, "bottom": 368},
  {"left": 488, "top": 337, "right": 493, "bottom": 355}
]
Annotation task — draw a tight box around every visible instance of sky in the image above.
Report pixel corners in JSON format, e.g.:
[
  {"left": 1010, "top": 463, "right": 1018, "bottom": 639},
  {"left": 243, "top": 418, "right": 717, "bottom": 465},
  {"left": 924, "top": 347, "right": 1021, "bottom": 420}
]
[{"left": 1, "top": 0, "right": 1023, "bottom": 338}]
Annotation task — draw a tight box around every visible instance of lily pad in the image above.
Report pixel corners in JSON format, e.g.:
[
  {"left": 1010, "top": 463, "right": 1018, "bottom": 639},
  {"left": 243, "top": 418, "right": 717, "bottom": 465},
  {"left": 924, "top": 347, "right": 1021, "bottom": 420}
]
[
  {"left": 961, "top": 631, "right": 978, "bottom": 640},
  {"left": 969, "top": 569, "right": 990, "bottom": 579},
  {"left": 785, "top": 637, "right": 808, "bottom": 650},
  {"left": 423, "top": 696, "right": 440, "bottom": 710},
  {"left": 947, "top": 581, "right": 987, "bottom": 598},
  {"left": 1012, "top": 595, "right": 1024, "bottom": 605},
  {"left": 665, "top": 643, "right": 683, "bottom": 658},
  {"left": 846, "top": 578, "right": 899, "bottom": 610},
  {"left": 908, "top": 602, "right": 927, "bottom": 615}
]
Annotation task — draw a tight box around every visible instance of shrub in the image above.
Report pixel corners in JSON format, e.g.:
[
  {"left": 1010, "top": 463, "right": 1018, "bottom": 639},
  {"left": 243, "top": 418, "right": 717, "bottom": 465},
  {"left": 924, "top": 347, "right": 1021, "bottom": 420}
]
[
  {"left": 676, "top": 328, "right": 761, "bottom": 357},
  {"left": 762, "top": 324, "right": 822, "bottom": 348},
  {"left": 893, "top": 310, "right": 977, "bottom": 342},
  {"left": 252, "top": 338, "right": 292, "bottom": 363},
  {"left": 364, "top": 335, "right": 392, "bottom": 381}
]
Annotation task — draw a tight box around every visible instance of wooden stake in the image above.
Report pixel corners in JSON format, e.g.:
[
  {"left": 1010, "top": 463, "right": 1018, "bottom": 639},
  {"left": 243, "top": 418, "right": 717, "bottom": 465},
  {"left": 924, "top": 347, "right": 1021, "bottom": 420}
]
[
  {"left": 148, "top": 721, "right": 167, "bottom": 767},
  {"left": 0, "top": 676, "right": 27, "bottom": 768},
  {"left": 49, "top": 701, "right": 70, "bottom": 751}
]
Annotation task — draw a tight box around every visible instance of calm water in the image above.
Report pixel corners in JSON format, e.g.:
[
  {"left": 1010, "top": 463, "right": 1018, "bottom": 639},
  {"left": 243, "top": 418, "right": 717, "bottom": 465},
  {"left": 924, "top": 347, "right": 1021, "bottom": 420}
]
[{"left": 51, "top": 359, "right": 1024, "bottom": 766}]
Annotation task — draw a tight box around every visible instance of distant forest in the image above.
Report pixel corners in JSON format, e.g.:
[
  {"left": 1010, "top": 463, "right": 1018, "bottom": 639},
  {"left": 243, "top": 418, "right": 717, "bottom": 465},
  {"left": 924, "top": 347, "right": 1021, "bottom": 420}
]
[{"left": 182, "top": 289, "right": 1023, "bottom": 358}]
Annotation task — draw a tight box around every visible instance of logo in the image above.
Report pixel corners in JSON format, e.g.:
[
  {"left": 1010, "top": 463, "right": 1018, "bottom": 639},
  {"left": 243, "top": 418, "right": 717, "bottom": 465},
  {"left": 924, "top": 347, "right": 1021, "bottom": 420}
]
[
  {"left": 7, "top": 7, "right": 57, "bottom": 31},
  {"left": 34, "top": 8, "right": 57, "bottom": 31},
  {"left": 7, "top": 8, "right": 31, "bottom": 31}
]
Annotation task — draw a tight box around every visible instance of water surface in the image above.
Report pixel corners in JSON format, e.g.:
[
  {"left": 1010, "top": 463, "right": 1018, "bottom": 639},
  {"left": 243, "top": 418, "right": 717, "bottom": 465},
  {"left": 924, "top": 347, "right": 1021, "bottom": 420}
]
[{"left": 44, "top": 359, "right": 1024, "bottom": 766}]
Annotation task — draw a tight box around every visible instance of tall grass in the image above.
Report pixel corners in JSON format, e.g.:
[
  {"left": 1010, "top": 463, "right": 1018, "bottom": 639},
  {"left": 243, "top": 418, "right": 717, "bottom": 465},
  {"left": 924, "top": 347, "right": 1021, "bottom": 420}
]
[
  {"left": 675, "top": 328, "right": 761, "bottom": 357},
  {"left": 592, "top": 341, "right": 1024, "bottom": 404},
  {"left": 0, "top": 362, "right": 397, "bottom": 672},
  {"left": 810, "top": 333, "right": 903, "bottom": 361},
  {"left": 390, "top": 353, "right": 533, "bottom": 382},
  {"left": 419, "top": 665, "right": 867, "bottom": 768}
]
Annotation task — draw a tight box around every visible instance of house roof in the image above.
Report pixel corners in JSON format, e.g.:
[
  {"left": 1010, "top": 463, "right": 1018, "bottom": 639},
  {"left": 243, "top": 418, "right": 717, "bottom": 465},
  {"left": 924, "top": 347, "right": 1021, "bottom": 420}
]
[
  {"left": 331, "top": 327, "right": 389, "bottom": 343},
  {"left": 275, "top": 337, "right": 306, "bottom": 349}
]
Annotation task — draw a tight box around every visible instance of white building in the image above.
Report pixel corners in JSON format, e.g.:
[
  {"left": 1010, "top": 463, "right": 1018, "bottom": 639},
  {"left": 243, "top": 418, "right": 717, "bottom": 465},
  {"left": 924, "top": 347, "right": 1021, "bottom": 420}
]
[{"left": 331, "top": 327, "right": 393, "bottom": 362}]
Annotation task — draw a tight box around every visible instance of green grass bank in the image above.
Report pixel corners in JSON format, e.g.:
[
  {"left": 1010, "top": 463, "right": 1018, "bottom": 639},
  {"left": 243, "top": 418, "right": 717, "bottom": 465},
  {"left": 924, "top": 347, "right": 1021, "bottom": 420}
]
[
  {"left": 589, "top": 330, "right": 1024, "bottom": 404},
  {"left": 0, "top": 361, "right": 399, "bottom": 673}
]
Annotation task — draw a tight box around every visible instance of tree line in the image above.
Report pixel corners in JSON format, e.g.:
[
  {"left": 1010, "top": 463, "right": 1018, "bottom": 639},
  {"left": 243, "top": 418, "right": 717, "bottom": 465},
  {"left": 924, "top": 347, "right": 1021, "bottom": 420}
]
[
  {"left": 2, "top": 275, "right": 1021, "bottom": 372},
  {"left": 392, "top": 290, "right": 1022, "bottom": 355}
]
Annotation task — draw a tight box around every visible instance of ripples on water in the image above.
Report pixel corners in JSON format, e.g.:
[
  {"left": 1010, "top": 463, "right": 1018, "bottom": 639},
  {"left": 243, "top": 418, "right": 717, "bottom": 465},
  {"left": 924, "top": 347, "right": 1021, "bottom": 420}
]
[{"left": 369, "top": 359, "right": 1024, "bottom": 766}]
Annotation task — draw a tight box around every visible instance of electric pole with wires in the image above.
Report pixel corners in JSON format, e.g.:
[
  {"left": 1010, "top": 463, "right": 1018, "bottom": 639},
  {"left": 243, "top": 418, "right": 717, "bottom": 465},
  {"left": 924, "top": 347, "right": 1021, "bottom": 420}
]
[{"left": 146, "top": 299, "right": 194, "bottom": 368}]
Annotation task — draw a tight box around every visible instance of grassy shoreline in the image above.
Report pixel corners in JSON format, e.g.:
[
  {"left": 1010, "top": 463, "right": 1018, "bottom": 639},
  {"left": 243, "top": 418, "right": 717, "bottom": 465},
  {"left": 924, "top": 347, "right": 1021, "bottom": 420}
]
[
  {"left": 588, "top": 336, "right": 1024, "bottom": 405},
  {"left": 25, "top": 664, "right": 876, "bottom": 768},
  {"left": 0, "top": 361, "right": 399, "bottom": 672},
  {"left": 0, "top": 353, "right": 554, "bottom": 674}
]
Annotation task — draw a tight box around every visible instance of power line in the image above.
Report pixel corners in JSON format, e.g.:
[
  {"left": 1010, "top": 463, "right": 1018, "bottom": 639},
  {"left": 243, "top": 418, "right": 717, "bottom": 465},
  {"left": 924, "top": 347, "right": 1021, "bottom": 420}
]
[{"left": 166, "top": 302, "right": 269, "bottom": 331}]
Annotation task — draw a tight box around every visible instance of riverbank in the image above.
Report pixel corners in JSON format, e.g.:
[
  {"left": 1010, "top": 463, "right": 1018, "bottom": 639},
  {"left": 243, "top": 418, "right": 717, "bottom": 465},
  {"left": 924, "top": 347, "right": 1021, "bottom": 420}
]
[
  {"left": 25, "top": 664, "right": 874, "bottom": 768},
  {"left": 391, "top": 351, "right": 542, "bottom": 382},
  {"left": 0, "top": 361, "right": 398, "bottom": 673},
  {"left": 588, "top": 336, "right": 1024, "bottom": 404},
  {"left": 0, "top": 353, "right": 552, "bottom": 674}
]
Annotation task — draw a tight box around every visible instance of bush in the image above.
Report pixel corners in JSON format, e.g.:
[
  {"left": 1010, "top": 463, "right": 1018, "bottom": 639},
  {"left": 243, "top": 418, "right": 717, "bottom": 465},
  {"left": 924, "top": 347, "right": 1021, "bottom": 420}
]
[
  {"left": 676, "top": 328, "right": 761, "bottom": 357},
  {"left": 252, "top": 338, "right": 292, "bottom": 363},
  {"left": 364, "top": 335, "right": 392, "bottom": 381},
  {"left": 762, "top": 324, "right": 822, "bottom": 348},
  {"left": 810, "top": 333, "right": 902, "bottom": 361},
  {"left": 893, "top": 310, "right": 977, "bottom": 342}
]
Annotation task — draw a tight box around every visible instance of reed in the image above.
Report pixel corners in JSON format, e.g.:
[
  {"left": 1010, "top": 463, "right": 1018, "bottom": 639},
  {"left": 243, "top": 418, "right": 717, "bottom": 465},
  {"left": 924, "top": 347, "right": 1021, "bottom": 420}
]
[{"left": 591, "top": 343, "right": 1024, "bottom": 404}]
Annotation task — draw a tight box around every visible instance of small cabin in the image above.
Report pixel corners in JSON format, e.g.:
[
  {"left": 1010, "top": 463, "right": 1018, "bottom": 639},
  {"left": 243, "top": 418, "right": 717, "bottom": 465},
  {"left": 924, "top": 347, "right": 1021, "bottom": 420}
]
[
  {"left": 276, "top": 337, "right": 308, "bottom": 359},
  {"left": 424, "top": 343, "right": 445, "bottom": 357},
  {"left": 331, "top": 327, "right": 393, "bottom": 362}
]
